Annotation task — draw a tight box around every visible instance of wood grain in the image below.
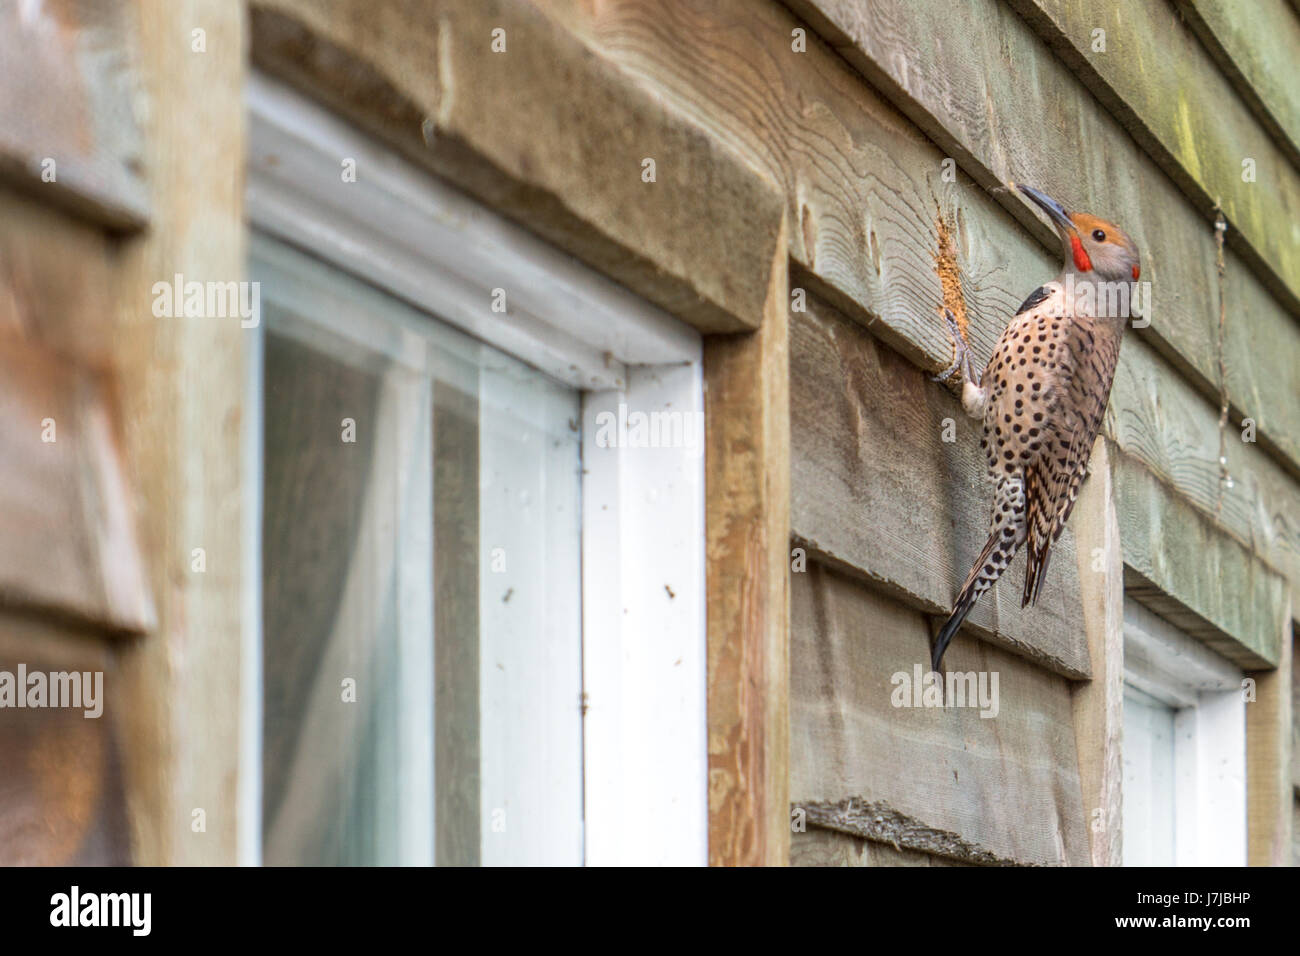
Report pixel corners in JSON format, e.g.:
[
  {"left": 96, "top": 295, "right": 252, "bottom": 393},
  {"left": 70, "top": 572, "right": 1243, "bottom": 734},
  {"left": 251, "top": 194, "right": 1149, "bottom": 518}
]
[
  {"left": 538, "top": 0, "right": 1300, "bottom": 604},
  {"left": 110, "top": 0, "right": 247, "bottom": 866},
  {"left": 1246, "top": 597, "right": 1293, "bottom": 865},
  {"left": 784, "top": 0, "right": 1300, "bottom": 347},
  {"left": 778, "top": 0, "right": 1300, "bottom": 480},
  {"left": 791, "top": 825, "right": 965, "bottom": 866},
  {"left": 0, "top": 617, "right": 129, "bottom": 865},
  {"left": 1107, "top": 333, "right": 1300, "bottom": 588},
  {"left": 1114, "top": 449, "right": 1288, "bottom": 668},
  {"left": 1000, "top": 0, "right": 1300, "bottom": 306},
  {"left": 1067, "top": 438, "right": 1125, "bottom": 866},
  {"left": 1174, "top": 0, "right": 1300, "bottom": 169},
  {"left": 250, "top": 0, "right": 786, "bottom": 334},
  {"left": 791, "top": 562, "right": 1091, "bottom": 866},
  {"left": 705, "top": 214, "right": 791, "bottom": 866}
]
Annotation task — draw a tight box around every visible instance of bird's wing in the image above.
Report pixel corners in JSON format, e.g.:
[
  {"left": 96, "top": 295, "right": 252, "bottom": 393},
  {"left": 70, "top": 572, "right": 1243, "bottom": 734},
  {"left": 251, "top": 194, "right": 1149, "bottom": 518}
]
[{"left": 1020, "top": 314, "right": 1122, "bottom": 607}]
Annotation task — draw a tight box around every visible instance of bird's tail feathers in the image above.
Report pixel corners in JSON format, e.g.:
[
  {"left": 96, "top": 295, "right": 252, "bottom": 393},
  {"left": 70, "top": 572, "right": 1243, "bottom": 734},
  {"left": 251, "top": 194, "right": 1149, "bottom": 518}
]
[
  {"left": 1021, "top": 542, "right": 1052, "bottom": 608},
  {"left": 932, "top": 533, "right": 1003, "bottom": 673}
]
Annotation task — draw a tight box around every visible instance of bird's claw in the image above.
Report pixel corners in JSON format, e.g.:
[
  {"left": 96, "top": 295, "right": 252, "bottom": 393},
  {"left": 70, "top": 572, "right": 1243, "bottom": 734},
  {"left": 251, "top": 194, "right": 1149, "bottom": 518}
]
[
  {"left": 931, "top": 359, "right": 960, "bottom": 383},
  {"left": 933, "top": 308, "right": 970, "bottom": 383}
]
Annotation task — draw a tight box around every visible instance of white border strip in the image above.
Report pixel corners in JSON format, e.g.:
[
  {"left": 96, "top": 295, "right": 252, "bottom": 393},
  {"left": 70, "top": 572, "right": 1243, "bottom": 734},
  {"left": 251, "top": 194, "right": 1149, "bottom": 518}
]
[
  {"left": 580, "top": 368, "right": 708, "bottom": 865},
  {"left": 238, "top": 308, "right": 264, "bottom": 865}
]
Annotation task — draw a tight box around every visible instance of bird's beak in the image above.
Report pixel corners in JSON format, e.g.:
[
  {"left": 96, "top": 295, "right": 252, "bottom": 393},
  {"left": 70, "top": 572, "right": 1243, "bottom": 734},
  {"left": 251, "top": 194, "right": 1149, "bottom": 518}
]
[{"left": 1016, "top": 184, "right": 1075, "bottom": 234}]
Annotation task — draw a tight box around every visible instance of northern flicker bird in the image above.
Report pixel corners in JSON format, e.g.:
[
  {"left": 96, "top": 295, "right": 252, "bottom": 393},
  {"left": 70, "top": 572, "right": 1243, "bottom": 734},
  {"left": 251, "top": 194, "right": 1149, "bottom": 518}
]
[{"left": 930, "top": 184, "right": 1141, "bottom": 673}]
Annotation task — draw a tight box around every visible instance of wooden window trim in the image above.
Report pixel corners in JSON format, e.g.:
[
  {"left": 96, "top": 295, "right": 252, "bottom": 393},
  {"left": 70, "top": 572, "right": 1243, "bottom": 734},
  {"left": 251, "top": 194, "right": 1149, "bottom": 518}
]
[
  {"left": 247, "top": 0, "right": 795, "bottom": 861},
  {"left": 246, "top": 73, "right": 715, "bottom": 864}
]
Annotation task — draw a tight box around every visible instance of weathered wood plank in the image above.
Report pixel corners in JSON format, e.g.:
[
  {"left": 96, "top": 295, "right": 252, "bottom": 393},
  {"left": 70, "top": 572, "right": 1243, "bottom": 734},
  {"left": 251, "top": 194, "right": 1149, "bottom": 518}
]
[
  {"left": 111, "top": 0, "right": 247, "bottom": 866},
  {"left": 791, "top": 292, "right": 1091, "bottom": 678},
  {"left": 0, "top": 0, "right": 148, "bottom": 228},
  {"left": 705, "top": 214, "right": 791, "bottom": 866},
  {"left": 249, "top": 0, "right": 785, "bottom": 334},
  {"left": 0, "top": 186, "right": 158, "bottom": 636},
  {"left": 791, "top": 562, "right": 1091, "bottom": 866},
  {"left": 1114, "top": 449, "right": 1287, "bottom": 668},
  {"left": 1108, "top": 333, "right": 1300, "bottom": 587},
  {"left": 1246, "top": 598, "right": 1292, "bottom": 866},
  {"left": 0, "top": 335, "right": 154, "bottom": 634},
  {"left": 1175, "top": 0, "right": 1300, "bottom": 169},
  {"left": 536, "top": 0, "right": 1300, "bottom": 598},
  {"left": 1068, "top": 438, "right": 1125, "bottom": 866},
  {"left": 1001, "top": 0, "right": 1300, "bottom": 306},
  {"left": 1222, "top": 257, "right": 1300, "bottom": 476},
  {"left": 0, "top": 616, "right": 131, "bottom": 864},
  {"left": 786, "top": 0, "right": 1300, "bottom": 321},
  {"left": 792, "top": 826, "right": 965, "bottom": 866},
  {"left": 0, "top": 187, "right": 130, "bottom": 371},
  {"left": 779, "top": 0, "right": 1300, "bottom": 478}
]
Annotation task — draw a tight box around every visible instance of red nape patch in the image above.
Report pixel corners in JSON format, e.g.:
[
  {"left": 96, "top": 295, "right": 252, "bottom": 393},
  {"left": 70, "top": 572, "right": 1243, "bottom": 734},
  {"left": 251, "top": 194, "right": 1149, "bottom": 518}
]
[
  {"left": 1132, "top": 265, "right": 1141, "bottom": 280},
  {"left": 1070, "top": 234, "right": 1093, "bottom": 272}
]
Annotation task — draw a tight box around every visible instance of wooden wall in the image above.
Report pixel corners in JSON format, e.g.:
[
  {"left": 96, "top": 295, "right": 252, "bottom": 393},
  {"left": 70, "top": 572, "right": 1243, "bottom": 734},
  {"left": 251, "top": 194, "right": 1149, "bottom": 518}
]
[
  {"left": 240, "top": 0, "right": 1300, "bottom": 864},
  {"left": 0, "top": 0, "right": 246, "bottom": 864},
  {"left": 520, "top": 0, "right": 1299, "bottom": 864},
  {"left": 2, "top": 0, "right": 1293, "bottom": 866}
]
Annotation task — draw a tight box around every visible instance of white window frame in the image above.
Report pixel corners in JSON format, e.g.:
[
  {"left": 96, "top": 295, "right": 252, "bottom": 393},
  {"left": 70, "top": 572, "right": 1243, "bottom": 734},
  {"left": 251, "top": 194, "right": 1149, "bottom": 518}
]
[
  {"left": 1121, "top": 598, "right": 1246, "bottom": 866},
  {"left": 243, "top": 72, "right": 707, "bottom": 865}
]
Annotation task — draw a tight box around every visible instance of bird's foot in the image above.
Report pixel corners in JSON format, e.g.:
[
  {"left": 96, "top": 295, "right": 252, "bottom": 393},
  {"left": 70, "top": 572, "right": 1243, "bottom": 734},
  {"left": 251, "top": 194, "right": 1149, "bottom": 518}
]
[
  {"left": 931, "top": 357, "right": 961, "bottom": 383},
  {"left": 931, "top": 309, "right": 972, "bottom": 384}
]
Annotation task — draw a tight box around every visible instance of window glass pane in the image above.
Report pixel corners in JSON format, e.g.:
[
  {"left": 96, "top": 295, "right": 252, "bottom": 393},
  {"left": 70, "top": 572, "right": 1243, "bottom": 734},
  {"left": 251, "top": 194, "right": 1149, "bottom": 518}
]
[
  {"left": 477, "top": 357, "right": 583, "bottom": 865},
  {"left": 255, "top": 237, "right": 583, "bottom": 865},
  {"left": 1121, "top": 685, "right": 1175, "bottom": 866}
]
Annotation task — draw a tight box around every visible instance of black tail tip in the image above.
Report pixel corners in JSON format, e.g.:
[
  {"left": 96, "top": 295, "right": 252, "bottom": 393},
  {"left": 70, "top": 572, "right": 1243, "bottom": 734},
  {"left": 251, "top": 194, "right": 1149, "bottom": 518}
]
[
  {"left": 930, "top": 620, "right": 956, "bottom": 675},
  {"left": 931, "top": 603, "right": 972, "bottom": 674}
]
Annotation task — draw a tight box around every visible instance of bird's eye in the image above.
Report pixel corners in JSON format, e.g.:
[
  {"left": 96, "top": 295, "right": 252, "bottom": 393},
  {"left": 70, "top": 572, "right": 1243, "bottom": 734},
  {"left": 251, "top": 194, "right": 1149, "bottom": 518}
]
[{"left": 1091, "top": 229, "right": 1106, "bottom": 242}]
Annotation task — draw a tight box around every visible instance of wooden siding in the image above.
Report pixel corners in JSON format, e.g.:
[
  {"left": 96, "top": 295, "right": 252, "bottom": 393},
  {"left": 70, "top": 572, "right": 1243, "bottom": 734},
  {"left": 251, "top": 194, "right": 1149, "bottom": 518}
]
[
  {"left": 242, "top": 0, "right": 1297, "bottom": 864},
  {"left": 1001, "top": 0, "right": 1300, "bottom": 307},
  {"left": 0, "top": 190, "right": 154, "bottom": 634},
  {"left": 249, "top": 0, "right": 785, "bottom": 334},
  {"left": 0, "top": 617, "right": 131, "bottom": 864},
  {"left": 783, "top": 0, "right": 1300, "bottom": 456},
  {"left": 529, "top": 0, "right": 1297, "bottom": 862},
  {"left": 540, "top": 0, "right": 1300, "bottom": 614},
  {"left": 791, "top": 562, "right": 1091, "bottom": 865},
  {"left": 1175, "top": 0, "right": 1300, "bottom": 167},
  {"left": 0, "top": 0, "right": 148, "bottom": 228},
  {"left": 792, "top": 827, "right": 967, "bottom": 866},
  {"left": 0, "top": 0, "right": 248, "bottom": 865},
  {"left": 2, "top": 0, "right": 1291, "bottom": 867},
  {"left": 704, "top": 218, "right": 793, "bottom": 866}
]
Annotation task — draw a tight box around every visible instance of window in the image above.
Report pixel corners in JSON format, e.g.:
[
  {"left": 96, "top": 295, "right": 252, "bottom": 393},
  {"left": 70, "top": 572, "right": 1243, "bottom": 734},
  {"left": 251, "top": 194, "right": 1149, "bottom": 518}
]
[
  {"left": 243, "top": 74, "right": 707, "bottom": 865},
  {"left": 1121, "top": 598, "right": 1246, "bottom": 866}
]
